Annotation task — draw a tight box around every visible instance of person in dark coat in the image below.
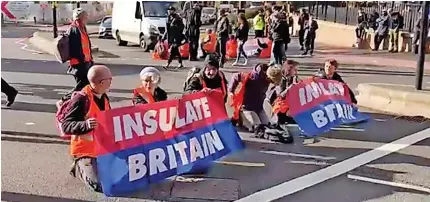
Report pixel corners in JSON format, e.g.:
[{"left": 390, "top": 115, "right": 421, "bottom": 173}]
[
  {"left": 297, "top": 9, "right": 309, "bottom": 50},
  {"left": 214, "top": 9, "right": 230, "bottom": 68},
  {"left": 302, "top": 13, "right": 318, "bottom": 56},
  {"left": 184, "top": 54, "right": 228, "bottom": 102},
  {"left": 314, "top": 59, "right": 357, "bottom": 104},
  {"left": 233, "top": 13, "right": 249, "bottom": 66},
  {"left": 163, "top": 6, "right": 185, "bottom": 69},
  {"left": 388, "top": 10, "right": 404, "bottom": 53},
  {"left": 355, "top": 9, "right": 368, "bottom": 45},
  {"left": 270, "top": 13, "right": 289, "bottom": 65},
  {"left": 1, "top": 78, "right": 18, "bottom": 107},
  {"left": 186, "top": 3, "right": 202, "bottom": 61},
  {"left": 132, "top": 67, "right": 167, "bottom": 105},
  {"left": 373, "top": 10, "right": 389, "bottom": 51}
]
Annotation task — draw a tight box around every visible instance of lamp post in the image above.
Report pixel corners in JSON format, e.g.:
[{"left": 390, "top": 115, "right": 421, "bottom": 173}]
[
  {"left": 415, "top": 1, "right": 429, "bottom": 90},
  {"left": 52, "top": 1, "right": 58, "bottom": 38}
]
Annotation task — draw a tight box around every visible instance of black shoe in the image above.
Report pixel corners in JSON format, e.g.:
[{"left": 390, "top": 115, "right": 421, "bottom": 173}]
[
  {"left": 392, "top": 50, "right": 398, "bottom": 53},
  {"left": 6, "top": 91, "right": 18, "bottom": 107},
  {"left": 301, "top": 51, "right": 308, "bottom": 56},
  {"left": 174, "top": 64, "right": 184, "bottom": 70},
  {"left": 300, "top": 47, "right": 304, "bottom": 51}
]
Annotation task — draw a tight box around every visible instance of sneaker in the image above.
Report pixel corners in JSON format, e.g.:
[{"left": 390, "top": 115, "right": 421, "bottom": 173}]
[
  {"left": 232, "top": 61, "right": 239, "bottom": 66},
  {"left": 242, "top": 59, "right": 248, "bottom": 66},
  {"left": 5, "top": 91, "right": 18, "bottom": 107},
  {"left": 174, "top": 64, "right": 184, "bottom": 70}
]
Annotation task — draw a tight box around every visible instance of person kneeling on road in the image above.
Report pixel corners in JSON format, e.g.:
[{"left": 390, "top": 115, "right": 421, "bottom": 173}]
[
  {"left": 132, "top": 67, "right": 167, "bottom": 105},
  {"left": 229, "top": 63, "right": 283, "bottom": 132},
  {"left": 183, "top": 54, "right": 228, "bottom": 103},
  {"left": 314, "top": 59, "right": 357, "bottom": 104},
  {"left": 61, "top": 65, "right": 113, "bottom": 192}
]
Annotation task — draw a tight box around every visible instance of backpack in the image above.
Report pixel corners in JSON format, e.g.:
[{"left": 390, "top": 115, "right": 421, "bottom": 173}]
[
  {"left": 53, "top": 27, "right": 72, "bottom": 64},
  {"left": 254, "top": 123, "right": 294, "bottom": 144},
  {"left": 183, "top": 67, "right": 201, "bottom": 91},
  {"left": 55, "top": 91, "right": 88, "bottom": 140}
]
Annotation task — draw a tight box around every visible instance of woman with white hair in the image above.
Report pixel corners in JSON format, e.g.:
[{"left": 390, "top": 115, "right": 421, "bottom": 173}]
[
  {"left": 59, "top": 8, "right": 93, "bottom": 104},
  {"left": 132, "top": 67, "right": 168, "bottom": 105}
]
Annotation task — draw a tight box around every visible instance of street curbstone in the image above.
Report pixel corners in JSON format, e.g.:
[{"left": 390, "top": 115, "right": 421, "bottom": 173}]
[
  {"left": 357, "top": 83, "right": 430, "bottom": 118},
  {"left": 29, "top": 31, "right": 99, "bottom": 56}
]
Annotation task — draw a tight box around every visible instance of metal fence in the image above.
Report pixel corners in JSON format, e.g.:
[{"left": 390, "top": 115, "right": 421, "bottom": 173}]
[{"left": 300, "top": 1, "right": 422, "bottom": 33}]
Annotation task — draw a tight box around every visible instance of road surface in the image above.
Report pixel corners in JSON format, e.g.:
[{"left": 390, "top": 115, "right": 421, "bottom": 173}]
[{"left": 2, "top": 26, "right": 430, "bottom": 202}]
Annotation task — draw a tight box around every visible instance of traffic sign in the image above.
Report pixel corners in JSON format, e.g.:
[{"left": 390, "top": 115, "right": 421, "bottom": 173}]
[{"left": 1, "top": 1, "right": 16, "bottom": 19}]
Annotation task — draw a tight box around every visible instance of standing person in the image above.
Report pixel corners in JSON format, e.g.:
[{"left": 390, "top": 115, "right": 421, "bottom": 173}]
[
  {"left": 214, "top": 9, "right": 230, "bottom": 68},
  {"left": 355, "top": 9, "right": 368, "bottom": 46},
  {"left": 1, "top": 78, "right": 18, "bottom": 107},
  {"left": 302, "top": 13, "right": 318, "bottom": 56},
  {"left": 373, "top": 10, "right": 389, "bottom": 51},
  {"left": 163, "top": 6, "right": 185, "bottom": 70},
  {"left": 62, "top": 65, "right": 112, "bottom": 192},
  {"left": 233, "top": 13, "right": 249, "bottom": 66},
  {"left": 253, "top": 9, "right": 265, "bottom": 38},
  {"left": 186, "top": 3, "right": 202, "bottom": 61},
  {"left": 264, "top": 9, "right": 272, "bottom": 37},
  {"left": 270, "top": 13, "right": 288, "bottom": 65},
  {"left": 132, "top": 67, "right": 167, "bottom": 105},
  {"left": 59, "top": 8, "right": 93, "bottom": 106},
  {"left": 388, "top": 10, "right": 404, "bottom": 53},
  {"left": 298, "top": 9, "right": 309, "bottom": 50}
]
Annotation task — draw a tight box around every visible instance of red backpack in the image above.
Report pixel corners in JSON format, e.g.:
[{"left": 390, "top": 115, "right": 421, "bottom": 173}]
[{"left": 55, "top": 92, "right": 88, "bottom": 140}]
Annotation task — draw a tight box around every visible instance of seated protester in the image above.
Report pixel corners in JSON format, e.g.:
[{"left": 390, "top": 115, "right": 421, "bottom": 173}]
[
  {"left": 267, "top": 60, "right": 301, "bottom": 124},
  {"left": 133, "top": 67, "right": 167, "bottom": 105},
  {"left": 61, "top": 65, "right": 113, "bottom": 192},
  {"left": 154, "top": 35, "right": 169, "bottom": 60},
  {"left": 229, "top": 63, "right": 283, "bottom": 132},
  {"left": 184, "top": 54, "right": 228, "bottom": 102},
  {"left": 200, "top": 28, "right": 214, "bottom": 59},
  {"left": 315, "top": 59, "right": 357, "bottom": 104}
]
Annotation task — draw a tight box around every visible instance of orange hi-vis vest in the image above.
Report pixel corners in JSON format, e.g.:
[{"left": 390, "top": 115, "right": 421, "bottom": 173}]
[
  {"left": 70, "top": 21, "right": 92, "bottom": 66},
  {"left": 203, "top": 33, "right": 216, "bottom": 53},
  {"left": 272, "top": 97, "right": 289, "bottom": 114},
  {"left": 70, "top": 85, "right": 110, "bottom": 158},
  {"left": 132, "top": 86, "right": 155, "bottom": 105},
  {"left": 200, "top": 71, "right": 227, "bottom": 98},
  {"left": 230, "top": 72, "right": 251, "bottom": 120}
]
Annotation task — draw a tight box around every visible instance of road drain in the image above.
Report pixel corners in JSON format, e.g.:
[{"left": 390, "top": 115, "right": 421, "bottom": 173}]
[{"left": 394, "top": 115, "right": 429, "bottom": 123}]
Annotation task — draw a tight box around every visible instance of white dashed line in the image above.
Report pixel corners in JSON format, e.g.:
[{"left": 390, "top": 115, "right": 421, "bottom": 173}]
[
  {"left": 236, "top": 127, "right": 430, "bottom": 202},
  {"left": 260, "top": 151, "right": 336, "bottom": 161},
  {"left": 347, "top": 174, "right": 430, "bottom": 194}
]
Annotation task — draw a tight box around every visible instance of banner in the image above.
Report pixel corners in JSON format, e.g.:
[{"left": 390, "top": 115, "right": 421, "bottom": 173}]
[
  {"left": 93, "top": 91, "right": 244, "bottom": 196},
  {"left": 286, "top": 78, "right": 370, "bottom": 136}
]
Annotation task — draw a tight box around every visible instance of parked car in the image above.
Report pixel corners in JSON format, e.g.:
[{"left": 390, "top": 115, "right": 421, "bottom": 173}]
[
  {"left": 98, "top": 16, "right": 112, "bottom": 38},
  {"left": 201, "top": 7, "right": 216, "bottom": 25}
]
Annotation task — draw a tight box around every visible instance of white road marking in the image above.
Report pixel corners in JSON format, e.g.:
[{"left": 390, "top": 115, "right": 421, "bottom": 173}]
[
  {"left": 347, "top": 174, "right": 430, "bottom": 194},
  {"left": 287, "top": 160, "right": 331, "bottom": 166},
  {"left": 215, "top": 161, "right": 265, "bottom": 167},
  {"left": 25, "top": 122, "right": 35, "bottom": 126},
  {"left": 235, "top": 127, "right": 430, "bottom": 202},
  {"left": 260, "top": 150, "right": 336, "bottom": 161},
  {"left": 15, "top": 37, "right": 44, "bottom": 54}
]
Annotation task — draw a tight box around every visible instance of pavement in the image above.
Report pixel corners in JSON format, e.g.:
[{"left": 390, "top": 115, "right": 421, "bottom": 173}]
[{"left": 2, "top": 25, "right": 430, "bottom": 202}]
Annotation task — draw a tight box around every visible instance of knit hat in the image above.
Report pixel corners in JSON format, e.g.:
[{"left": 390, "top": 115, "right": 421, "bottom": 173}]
[
  {"left": 72, "top": 8, "right": 87, "bottom": 21},
  {"left": 267, "top": 65, "right": 283, "bottom": 85},
  {"left": 140, "top": 67, "right": 161, "bottom": 84},
  {"left": 204, "top": 54, "right": 220, "bottom": 69}
]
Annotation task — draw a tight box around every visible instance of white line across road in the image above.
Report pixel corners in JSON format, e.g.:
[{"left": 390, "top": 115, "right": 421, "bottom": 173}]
[
  {"left": 347, "top": 174, "right": 430, "bottom": 194},
  {"left": 260, "top": 150, "right": 336, "bottom": 161},
  {"left": 236, "top": 127, "right": 430, "bottom": 202}
]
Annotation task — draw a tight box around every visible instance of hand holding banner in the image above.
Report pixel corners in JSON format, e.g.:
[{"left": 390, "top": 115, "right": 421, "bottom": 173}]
[
  {"left": 285, "top": 78, "right": 369, "bottom": 136},
  {"left": 93, "top": 91, "right": 244, "bottom": 196}
]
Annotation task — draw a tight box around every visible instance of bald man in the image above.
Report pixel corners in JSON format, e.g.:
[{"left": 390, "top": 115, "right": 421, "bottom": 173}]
[{"left": 61, "top": 65, "right": 112, "bottom": 192}]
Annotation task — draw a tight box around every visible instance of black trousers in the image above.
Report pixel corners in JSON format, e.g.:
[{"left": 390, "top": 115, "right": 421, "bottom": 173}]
[
  {"left": 299, "top": 29, "right": 305, "bottom": 47},
  {"left": 216, "top": 37, "right": 227, "bottom": 67},
  {"left": 255, "top": 30, "right": 264, "bottom": 38},
  {"left": 373, "top": 33, "right": 386, "bottom": 51},
  {"left": 273, "top": 41, "right": 284, "bottom": 65},
  {"left": 236, "top": 40, "right": 247, "bottom": 61},
  {"left": 189, "top": 36, "right": 199, "bottom": 60},
  {"left": 304, "top": 35, "right": 315, "bottom": 53},
  {"left": 167, "top": 44, "right": 182, "bottom": 64},
  {"left": 62, "top": 62, "right": 91, "bottom": 101},
  {"left": 1, "top": 78, "right": 17, "bottom": 98}
]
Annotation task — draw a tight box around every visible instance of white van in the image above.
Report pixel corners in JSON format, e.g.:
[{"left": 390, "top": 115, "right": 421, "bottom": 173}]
[{"left": 112, "top": 1, "right": 180, "bottom": 51}]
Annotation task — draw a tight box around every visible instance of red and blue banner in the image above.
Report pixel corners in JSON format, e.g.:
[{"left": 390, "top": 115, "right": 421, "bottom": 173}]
[
  {"left": 93, "top": 91, "right": 244, "bottom": 196},
  {"left": 286, "top": 78, "right": 369, "bottom": 136}
]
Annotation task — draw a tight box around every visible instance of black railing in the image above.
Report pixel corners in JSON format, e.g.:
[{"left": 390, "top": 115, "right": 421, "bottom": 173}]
[{"left": 296, "top": 1, "right": 421, "bottom": 33}]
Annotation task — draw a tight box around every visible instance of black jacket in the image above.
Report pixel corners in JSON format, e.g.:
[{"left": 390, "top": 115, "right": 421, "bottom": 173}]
[
  {"left": 186, "top": 7, "right": 202, "bottom": 38},
  {"left": 68, "top": 25, "right": 93, "bottom": 65},
  {"left": 184, "top": 72, "right": 228, "bottom": 102},
  {"left": 271, "top": 19, "right": 289, "bottom": 42},
  {"left": 215, "top": 16, "right": 230, "bottom": 38},
  {"left": 236, "top": 22, "right": 249, "bottom": 41},
  {"left": 62, "top": 93, "right": 110, "bottom": 135},
  {"left": 163, "top": 13, "right": 185, "bottom": 45},
  {"left": 133, "top": 87, "right": 168, "bottom": 105},
  {"left": 298, "top": 13, "right": 309, "bottom": 29},
  {"left": 315, "top": 70, "right": 357, "bottom": 104}
]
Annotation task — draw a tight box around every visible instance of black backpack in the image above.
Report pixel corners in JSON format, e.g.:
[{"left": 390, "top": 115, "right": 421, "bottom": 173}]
[{"left": 254, "top": 124, "right": 294, "bottom": 144}]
